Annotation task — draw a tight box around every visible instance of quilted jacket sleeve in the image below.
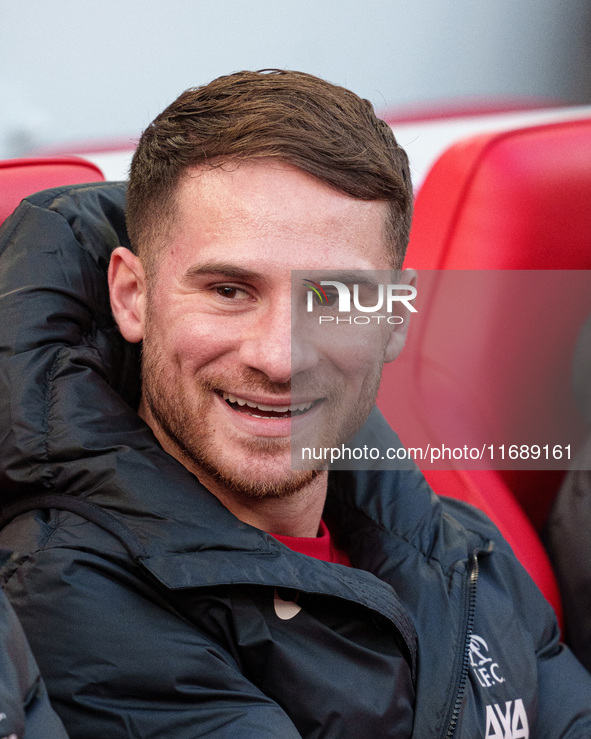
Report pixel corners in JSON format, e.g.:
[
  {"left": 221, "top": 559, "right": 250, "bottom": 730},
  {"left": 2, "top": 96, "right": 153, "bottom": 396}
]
[
  {"left": 536, "top": 636, "right": 591, "bottom": 737},
  {"left": 0, "top": 514, "right": 302, "bottom": 739},
  {"left": 521, "top": 552, "right": 591, "bottom": 737},
  {"left": 0, "top": 568, "right": 68, "bottom": 739}
]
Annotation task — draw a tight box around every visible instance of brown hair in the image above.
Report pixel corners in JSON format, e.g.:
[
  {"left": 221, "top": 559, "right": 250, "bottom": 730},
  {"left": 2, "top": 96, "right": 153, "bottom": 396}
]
[{"left": 126, "top": 69, "right": 413, "bottom": 272}]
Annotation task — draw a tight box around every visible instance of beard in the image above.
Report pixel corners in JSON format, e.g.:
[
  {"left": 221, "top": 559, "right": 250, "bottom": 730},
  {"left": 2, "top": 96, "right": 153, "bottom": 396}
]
[
  {"left": 140, "top": 327, "right": 321, "bottom": 501},
  {"left": 140, "top": 308, "right": 384, "bottom": 501}
]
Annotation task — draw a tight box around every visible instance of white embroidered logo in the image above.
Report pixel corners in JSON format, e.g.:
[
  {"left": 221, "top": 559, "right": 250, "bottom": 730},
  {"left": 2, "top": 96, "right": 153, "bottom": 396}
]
[
  {"left": 485, "top": 699, "right": 529, "bottom": 739},
  {"left": 470, "top": 634, "right": 506, "bottom": 688},
  {"left": 273, "top": 589, "right": 302, "bottom": 620}
]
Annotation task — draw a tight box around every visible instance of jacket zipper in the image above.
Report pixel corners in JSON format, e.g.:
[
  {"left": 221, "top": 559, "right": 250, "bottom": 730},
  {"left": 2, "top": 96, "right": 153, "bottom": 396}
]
[{"left": 444, "top": 550, "right": 480, "bottom": 739}]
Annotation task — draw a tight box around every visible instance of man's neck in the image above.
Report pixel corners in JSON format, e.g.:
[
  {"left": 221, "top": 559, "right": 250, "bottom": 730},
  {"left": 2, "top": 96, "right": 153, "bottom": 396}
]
[{"left": 196, "top": 470, "right": 329, "bottom": 537}]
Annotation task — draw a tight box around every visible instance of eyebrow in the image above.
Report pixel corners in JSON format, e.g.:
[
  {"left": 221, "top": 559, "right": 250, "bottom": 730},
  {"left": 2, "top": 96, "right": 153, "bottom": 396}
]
[
  {"left": 182, "top": 261, "right": 264, "bottom": 282},
  {"left": 307, "top": 270, "right": 392, "bottom": 287}
]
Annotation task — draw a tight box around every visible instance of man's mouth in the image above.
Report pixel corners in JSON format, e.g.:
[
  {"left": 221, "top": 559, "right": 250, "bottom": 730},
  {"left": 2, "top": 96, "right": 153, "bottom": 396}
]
[{"left": 220, "top": 391, "right": 316, "bottom": 419}]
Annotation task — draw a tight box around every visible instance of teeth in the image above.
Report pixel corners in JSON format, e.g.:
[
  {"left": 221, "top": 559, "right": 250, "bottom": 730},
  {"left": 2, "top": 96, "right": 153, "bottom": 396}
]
[
  {"left": 221, "top": 392, "right": 313, "bottom": 413},
  {"left": 293, "top": 402, "right": 314, "bottom": 412}
]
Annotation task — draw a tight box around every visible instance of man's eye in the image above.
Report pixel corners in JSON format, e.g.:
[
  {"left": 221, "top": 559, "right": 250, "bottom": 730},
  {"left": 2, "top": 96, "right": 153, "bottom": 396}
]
[
  {"left": 314, "top": 290, "right": 338, "bottom": 306},
  {"left": 216, "top": 285, "right": 248, "bottom": 300}
]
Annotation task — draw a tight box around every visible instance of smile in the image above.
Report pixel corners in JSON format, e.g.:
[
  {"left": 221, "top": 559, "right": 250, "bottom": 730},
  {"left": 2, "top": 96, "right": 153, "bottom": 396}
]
[{"left": 220, "top": 392, "right": 315, "bottom": 419}]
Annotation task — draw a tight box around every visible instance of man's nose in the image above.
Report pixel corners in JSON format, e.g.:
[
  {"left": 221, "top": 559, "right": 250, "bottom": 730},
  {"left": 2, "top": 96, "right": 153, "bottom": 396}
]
[{"left": 237, "top": 298, "right": 319, "bottom": 383}]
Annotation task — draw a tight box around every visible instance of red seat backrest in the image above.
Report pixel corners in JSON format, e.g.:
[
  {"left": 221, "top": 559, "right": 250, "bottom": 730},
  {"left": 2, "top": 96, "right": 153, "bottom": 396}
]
[
  {"left": 0, "top": 156, "right": 105, "bottom": 226},
  {"left": 379, "top": 116, "right": 591, "bottom": 625},
  {"left": 405, "top": 118, "right": 591, "bottom": 270}
]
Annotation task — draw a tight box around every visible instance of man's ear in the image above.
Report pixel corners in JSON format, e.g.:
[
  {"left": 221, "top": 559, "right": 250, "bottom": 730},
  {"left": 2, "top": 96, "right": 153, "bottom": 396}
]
[
  {"left": 384, "top": 268, "right": 417, "bottom": 363},
  {"left": 108, "top": 247, "right": 147, "bottom": 343}
]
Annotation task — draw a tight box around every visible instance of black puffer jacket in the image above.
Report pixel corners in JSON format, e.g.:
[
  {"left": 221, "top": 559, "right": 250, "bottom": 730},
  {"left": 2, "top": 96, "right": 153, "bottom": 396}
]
[
  {"left": 1, "top": 183, "right": 591, "bottom": 738},
  {"left": 0, "top": 551, "right": 68, "bottom": 739}
]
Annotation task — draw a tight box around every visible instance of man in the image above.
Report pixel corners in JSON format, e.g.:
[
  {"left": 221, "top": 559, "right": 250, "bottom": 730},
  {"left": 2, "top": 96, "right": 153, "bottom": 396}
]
[{"left": 0, "top": 70, "right": 590, "bottom": 738}]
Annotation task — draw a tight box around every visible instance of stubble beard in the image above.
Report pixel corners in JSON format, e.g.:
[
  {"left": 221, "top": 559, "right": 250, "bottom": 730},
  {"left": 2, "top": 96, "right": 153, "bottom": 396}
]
[
  {"left": 140, "top": 313, "right": 384, "bottom": 502},
  {"left": 140, "top": 330, "right": 320, "bottom": 501}
]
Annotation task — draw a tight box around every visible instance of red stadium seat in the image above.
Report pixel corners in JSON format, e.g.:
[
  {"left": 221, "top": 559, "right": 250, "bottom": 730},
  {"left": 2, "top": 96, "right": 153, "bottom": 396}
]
[
  {"left": 0, "top": 156, "right": 104, "bottom": 225},
  {"left": 404, "top": 117, "right": 591, "bottom": 270},
  {"left": 379, "top": 116, "right": 591, "bottom": 625}
]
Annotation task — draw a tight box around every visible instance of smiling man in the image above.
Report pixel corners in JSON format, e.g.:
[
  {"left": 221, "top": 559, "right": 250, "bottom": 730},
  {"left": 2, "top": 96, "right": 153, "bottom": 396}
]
[
  {"left": 1, "top": 70, "right": 591, "bottom": 739},
  {"left": 110, "top": 159, "right": 407, "bottom": 535}
]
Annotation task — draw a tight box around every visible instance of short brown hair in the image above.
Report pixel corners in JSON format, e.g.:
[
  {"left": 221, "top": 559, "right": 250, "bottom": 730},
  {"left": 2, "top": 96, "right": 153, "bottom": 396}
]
[{"left": 126, "top": 69, "right": 413, "bottom": 272}]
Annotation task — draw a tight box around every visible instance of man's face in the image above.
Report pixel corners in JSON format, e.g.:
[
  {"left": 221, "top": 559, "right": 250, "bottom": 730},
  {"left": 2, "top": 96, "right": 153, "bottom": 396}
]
[{"left": 135, "top": 161, "right": 406, "bottom": 501}]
